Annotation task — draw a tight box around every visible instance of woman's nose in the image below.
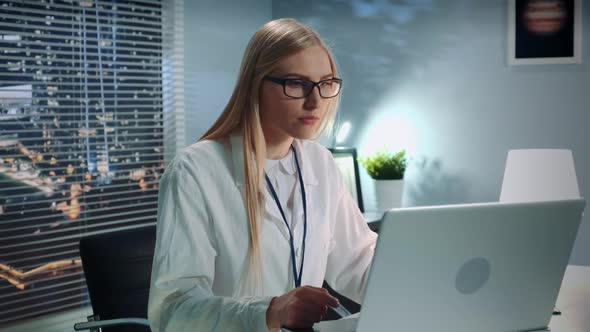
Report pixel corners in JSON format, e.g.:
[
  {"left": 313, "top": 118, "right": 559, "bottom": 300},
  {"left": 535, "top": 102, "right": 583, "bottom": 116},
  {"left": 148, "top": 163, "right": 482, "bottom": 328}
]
[{"left": 303, "top": 86, "right": 321, "bottom": 110}]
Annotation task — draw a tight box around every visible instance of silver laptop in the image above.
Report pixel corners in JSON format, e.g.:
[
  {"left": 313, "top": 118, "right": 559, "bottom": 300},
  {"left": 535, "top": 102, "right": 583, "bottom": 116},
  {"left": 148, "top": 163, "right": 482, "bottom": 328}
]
[{"left": 356, "top": 198, "right": 585, "bottom": 332}]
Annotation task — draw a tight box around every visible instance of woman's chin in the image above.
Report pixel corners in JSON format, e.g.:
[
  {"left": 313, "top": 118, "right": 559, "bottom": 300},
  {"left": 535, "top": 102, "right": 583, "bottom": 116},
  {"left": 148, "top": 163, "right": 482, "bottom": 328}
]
[{"left": 291, "top": 128, "right": 320, "bottom": 140}]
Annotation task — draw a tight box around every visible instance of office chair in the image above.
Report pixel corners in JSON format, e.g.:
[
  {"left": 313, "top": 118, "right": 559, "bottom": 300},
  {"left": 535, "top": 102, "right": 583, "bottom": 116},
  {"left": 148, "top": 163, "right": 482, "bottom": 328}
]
[{"left": 74, "top": 225, "right": 156, "bottom": 332}]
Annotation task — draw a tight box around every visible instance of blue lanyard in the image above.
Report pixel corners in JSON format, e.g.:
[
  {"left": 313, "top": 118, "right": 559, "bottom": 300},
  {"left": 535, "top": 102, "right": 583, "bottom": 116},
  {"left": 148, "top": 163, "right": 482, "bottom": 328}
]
[{"left": 264, "top": 145, "right": 307, "bottom": 288}]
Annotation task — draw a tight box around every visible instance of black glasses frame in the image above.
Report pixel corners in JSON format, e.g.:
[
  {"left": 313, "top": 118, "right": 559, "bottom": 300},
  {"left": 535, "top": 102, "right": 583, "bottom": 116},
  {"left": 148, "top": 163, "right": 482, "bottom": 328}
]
[{"left": 263, "top": 75, "right": 343, "bottom": 99}]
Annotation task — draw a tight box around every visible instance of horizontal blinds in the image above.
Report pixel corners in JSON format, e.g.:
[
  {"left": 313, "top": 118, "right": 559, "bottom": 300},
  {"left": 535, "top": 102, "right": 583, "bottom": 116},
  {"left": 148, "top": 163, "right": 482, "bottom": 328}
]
[
  {"left": 0, "top": 0, "right": 166, "bottom": 327},
  {"left": 162, "top": 0, "right": 184, "bottom": 161}
]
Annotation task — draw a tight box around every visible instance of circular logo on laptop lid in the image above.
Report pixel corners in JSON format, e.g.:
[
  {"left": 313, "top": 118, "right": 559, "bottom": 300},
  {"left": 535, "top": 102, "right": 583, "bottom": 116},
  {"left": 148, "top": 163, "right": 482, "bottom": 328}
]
[{"left": 455, "top": 257, "right": 491, "bottom": 294}]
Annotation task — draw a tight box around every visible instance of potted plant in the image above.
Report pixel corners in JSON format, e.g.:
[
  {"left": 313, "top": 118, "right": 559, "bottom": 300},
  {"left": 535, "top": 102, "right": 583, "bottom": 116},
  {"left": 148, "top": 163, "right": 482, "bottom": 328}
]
[{"left": 358, "top": 149, "right": 407, "bottom": 211}]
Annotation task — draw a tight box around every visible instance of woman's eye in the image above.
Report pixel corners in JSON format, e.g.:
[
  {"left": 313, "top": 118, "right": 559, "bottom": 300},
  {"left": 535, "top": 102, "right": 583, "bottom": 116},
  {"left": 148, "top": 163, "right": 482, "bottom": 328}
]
[{"left": 285, "top": 80, "right": 307, "bottom": 88}]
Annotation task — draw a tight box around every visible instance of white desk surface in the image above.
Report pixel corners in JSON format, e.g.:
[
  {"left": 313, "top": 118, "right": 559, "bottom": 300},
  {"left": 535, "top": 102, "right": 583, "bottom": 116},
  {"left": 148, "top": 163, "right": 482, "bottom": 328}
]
[
  {"left": 308, "top": 265, "right": 590, "bottom": 332},
  {"left": 548, "top": 265, "right": 590, "bottom": 332}
]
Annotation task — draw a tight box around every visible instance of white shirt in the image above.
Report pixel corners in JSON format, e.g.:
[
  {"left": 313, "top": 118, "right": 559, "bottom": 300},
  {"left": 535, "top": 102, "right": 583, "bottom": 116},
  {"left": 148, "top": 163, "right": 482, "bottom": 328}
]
[
  {"left": 264, "top": 150, "right": 305, "bottom": 267},
  {"left": 148, "top": 133, "right": 378, "bottom": 332}
]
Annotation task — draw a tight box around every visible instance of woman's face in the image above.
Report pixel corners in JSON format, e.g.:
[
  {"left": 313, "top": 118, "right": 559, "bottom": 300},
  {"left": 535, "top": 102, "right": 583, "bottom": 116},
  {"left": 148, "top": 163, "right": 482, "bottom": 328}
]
[{"left": 259, "top": 45, "right": 335, "bottom": 143}]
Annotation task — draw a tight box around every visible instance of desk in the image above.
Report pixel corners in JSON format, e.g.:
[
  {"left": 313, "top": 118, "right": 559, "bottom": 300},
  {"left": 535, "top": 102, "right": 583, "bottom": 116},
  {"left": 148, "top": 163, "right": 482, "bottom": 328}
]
[
  {"left": 548, "top": 265, "right": 590, "bottom": 332},
  {"left": 287, "top": 264, "right": 590, "bottom": 332}
]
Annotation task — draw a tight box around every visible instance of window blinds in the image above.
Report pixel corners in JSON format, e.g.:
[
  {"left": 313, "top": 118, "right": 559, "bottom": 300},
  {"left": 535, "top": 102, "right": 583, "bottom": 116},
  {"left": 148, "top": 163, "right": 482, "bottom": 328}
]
[{"left": 0, "top": 0, "right": 169, "bottom": 326}]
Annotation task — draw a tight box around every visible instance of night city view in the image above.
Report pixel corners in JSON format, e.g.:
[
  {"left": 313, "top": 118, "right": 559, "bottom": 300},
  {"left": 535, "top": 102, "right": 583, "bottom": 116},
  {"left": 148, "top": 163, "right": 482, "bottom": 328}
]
[{"left": 0, "top": 0, "right": 164, "bottom": 325}]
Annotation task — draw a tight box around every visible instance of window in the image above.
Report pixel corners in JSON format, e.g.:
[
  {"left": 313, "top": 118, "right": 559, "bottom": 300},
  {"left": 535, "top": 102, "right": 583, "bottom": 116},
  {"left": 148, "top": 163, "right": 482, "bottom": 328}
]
[{"left": 0, "top": 0, "right": 167, "bottom": 326}]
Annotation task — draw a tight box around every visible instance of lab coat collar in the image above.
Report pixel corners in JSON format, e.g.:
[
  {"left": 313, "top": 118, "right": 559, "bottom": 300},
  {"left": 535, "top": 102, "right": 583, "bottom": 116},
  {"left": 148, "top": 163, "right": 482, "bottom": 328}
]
[
  {"left": 278, "top": 151, "right": 295, "bottom": 175},
  {"left": 229, "top": 132, "right": 319, "bottom": 188},
  {"left": 230, "top": 133, "right": 318, "bottom": 241}
]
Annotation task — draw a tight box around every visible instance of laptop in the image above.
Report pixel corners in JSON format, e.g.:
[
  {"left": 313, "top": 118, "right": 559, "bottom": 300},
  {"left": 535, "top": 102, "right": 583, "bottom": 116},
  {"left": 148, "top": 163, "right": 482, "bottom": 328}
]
[{"left": 355, "top": 198, "right": 585, "bottom": 332}]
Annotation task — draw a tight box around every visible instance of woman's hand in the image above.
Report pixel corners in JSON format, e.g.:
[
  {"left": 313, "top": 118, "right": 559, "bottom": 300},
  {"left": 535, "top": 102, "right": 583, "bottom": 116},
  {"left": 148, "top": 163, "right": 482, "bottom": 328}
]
[{"left": 266, "top": 285, "right": 340, "bottom": 329}]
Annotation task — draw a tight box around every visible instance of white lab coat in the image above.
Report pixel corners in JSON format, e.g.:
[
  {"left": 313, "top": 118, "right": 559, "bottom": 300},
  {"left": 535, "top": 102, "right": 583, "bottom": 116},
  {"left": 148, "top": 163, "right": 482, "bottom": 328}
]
[{"left": 148, "top": 133, "right": 377, "bottom": 332}]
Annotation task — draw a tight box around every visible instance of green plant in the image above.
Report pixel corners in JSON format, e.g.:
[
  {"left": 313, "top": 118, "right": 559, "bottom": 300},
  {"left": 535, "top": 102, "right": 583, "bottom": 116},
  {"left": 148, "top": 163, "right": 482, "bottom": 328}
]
[{"left": 358, "top": 149, "right": 407, "bottom": 180}]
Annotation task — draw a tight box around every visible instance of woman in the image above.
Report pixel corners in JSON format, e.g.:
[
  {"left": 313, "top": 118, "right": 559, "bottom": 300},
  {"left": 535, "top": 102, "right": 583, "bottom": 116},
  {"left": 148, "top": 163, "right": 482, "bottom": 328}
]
[{"left": 148, "top": 18, "right": 377, "bottom": 331}]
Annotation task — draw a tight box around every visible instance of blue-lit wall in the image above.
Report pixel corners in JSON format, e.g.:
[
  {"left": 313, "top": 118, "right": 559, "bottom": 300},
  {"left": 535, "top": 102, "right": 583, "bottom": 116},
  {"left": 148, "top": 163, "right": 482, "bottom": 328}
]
[
  {"left": 183, "top": 0, "right": 272, "bottom": 145},
  {"left": 272, "top": 0, "right": 590, "bottom": 265}
]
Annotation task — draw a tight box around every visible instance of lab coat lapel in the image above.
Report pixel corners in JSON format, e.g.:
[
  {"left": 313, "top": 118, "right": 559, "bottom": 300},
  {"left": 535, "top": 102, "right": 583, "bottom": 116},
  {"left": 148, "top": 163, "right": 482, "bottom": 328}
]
[
  {"left": 263, "top": 189, "right": 291, "bottom": 240},
  {"left": 268, "top": 140, "right": 320, "bottom": 236},
  {"left": 292, "top": 139, "right": 319, "bottom": 188},
  {"left": 291, "top": 139, "right": 319, "bottom": 231},
  {"left": 230, "top": 133, "right": 290, "bottom": 241}
]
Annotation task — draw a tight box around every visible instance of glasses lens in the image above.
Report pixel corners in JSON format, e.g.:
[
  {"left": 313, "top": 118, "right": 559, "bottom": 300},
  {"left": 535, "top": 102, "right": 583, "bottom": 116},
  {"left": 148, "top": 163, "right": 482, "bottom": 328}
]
[
  {"left": 319, "top": 80, "right": 341, "bottom": 98},
  {"left": 284, "top": 79, "right": 311, "bottom": 98}
]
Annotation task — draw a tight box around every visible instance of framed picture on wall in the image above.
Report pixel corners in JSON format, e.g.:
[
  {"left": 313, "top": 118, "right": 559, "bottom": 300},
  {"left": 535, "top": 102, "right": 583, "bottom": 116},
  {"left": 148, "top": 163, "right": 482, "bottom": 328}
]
[
  {"left": 328, "top": 147, "right": 364, "bottom": 212},
  {"left": 508, "top": 0, "right": 582, "bottom": 65}
]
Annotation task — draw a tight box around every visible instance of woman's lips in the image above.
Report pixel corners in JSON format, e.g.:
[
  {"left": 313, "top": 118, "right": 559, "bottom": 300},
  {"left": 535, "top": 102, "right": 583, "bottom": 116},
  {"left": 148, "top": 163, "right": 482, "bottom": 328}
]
[{"left": 299, "top": 116, "right": 319, "bottom": 125}]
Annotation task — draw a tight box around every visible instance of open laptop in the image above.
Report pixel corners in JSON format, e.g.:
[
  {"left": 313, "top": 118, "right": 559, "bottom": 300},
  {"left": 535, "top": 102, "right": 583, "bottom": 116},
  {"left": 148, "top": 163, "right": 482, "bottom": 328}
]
[{"left": 354, "top": 198, "right": 585, "bottom": 332}]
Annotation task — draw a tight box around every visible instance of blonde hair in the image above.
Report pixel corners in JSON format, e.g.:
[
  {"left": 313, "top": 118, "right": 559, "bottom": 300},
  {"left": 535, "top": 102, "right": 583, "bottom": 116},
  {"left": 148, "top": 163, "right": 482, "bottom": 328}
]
[{"left": 200, "top": 18, "right": 340, "bottom": 284}]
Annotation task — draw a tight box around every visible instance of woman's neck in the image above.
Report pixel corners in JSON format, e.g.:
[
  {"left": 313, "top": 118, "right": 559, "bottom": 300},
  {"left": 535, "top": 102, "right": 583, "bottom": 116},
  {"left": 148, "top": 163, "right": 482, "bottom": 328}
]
[{"left": 265, "top": 137, "right": 294, "bottom": 160}]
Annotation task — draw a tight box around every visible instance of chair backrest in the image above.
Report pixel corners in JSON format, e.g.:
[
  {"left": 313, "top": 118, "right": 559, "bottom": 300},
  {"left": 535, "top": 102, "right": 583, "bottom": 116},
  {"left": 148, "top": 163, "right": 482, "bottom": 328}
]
[
  {"left": 80, "top": 225, "right": 156, "bottom": 332},
  {"left": 500, "top": 149, "right": 580, "bottom": 202}
]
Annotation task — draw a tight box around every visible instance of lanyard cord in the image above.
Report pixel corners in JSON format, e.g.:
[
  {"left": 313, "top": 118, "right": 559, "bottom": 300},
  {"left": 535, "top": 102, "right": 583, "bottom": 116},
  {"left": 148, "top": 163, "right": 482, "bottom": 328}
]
[{"left": 264, "top": 145, "right": 307, "bottom": 288}]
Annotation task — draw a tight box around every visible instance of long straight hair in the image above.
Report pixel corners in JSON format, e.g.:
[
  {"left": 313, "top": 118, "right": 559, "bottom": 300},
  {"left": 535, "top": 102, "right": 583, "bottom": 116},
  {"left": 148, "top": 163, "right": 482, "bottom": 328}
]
[{"left": 200, "top": 18, "right": 341, "bottom": 284}]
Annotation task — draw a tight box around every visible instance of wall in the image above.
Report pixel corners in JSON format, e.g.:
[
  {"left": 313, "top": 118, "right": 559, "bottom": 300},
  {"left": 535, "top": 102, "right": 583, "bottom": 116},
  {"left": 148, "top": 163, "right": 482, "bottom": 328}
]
[
  {"left": 183, "top": 0, "right": 272, "bottom": 145},
  {"left": 272, "top": 0, "right": 590, "bottom": 265}
]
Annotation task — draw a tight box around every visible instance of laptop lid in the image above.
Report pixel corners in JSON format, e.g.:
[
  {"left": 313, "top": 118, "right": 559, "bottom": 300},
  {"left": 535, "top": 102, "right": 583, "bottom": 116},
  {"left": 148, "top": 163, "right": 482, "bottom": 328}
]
[{"left": 356, "top": 199, "right": 585, "bottom": 332}]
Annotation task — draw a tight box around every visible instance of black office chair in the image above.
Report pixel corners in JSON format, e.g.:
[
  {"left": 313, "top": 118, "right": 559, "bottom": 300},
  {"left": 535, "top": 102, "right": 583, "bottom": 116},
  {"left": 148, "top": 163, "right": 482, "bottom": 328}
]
[
  {"left": 74, "top": 225, "right": 360, "bottom": 330},
  {"left": 74, "top": 225, "right": 156, "bottom": 332}
]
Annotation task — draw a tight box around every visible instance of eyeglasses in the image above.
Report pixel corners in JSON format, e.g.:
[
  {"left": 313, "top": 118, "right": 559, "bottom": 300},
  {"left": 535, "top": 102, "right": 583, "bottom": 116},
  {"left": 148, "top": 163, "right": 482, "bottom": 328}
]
[{"left": 263, "top": 75, "right": 342, "bottom": 99}]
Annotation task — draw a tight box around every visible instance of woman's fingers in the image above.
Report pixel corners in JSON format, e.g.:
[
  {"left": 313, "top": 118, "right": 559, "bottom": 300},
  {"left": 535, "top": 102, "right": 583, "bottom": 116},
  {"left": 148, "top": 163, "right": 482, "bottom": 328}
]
[
  {"left": 267, "top": 286, "right": 342, "bottom": 329},
  {"left": 276, "top": 286, "right": 340, "bottom": 328},
  {"left": 297, "top": 286, "right": 340, "bottom": 307}
]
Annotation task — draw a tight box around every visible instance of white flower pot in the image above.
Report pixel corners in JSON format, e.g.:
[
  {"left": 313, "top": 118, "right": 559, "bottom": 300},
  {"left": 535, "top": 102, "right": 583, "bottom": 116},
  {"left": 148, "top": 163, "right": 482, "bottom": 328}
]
[{"left": 374, "top": 179, "right": 404, "bottom": 212}]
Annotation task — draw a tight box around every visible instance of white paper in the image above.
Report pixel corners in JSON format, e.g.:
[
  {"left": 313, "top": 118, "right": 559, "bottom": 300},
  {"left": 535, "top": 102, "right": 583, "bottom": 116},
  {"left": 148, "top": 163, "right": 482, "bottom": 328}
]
[{"left": 314, "top": 313, "right": 359, "bottom": 332}]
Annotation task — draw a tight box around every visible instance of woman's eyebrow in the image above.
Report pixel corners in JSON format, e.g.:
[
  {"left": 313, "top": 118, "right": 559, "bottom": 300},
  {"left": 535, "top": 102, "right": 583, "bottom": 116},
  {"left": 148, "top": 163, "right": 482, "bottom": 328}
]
[{"left": 279, "top": 72, "right": 335, "bottom": 80}]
